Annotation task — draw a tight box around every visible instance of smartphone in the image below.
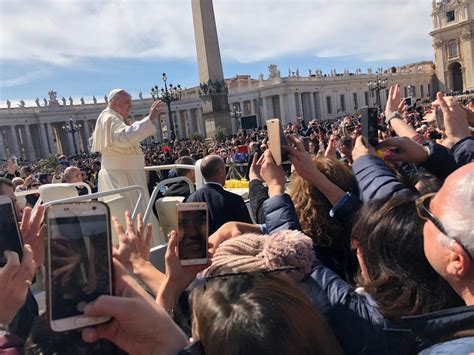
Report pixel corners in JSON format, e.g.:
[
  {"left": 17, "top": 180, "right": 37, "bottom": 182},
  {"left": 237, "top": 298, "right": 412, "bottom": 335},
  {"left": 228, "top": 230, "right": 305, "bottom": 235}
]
[
  {"left": 360, "top": 107, "right": 378, "bottom": 146},
  {"left": 46, "top": 201, "right": 113, "bottom": 332},
  {"left": 434, "top": 108, "right": 445, "bottom": 130},
  {"left": 176, "top": 202, "right": 208, "bottom": 266},
  {"left": 0, "top": 195, "right": 23, "bottom": 264},
  {"left": 267, "top": 118, "right": 289, "bottom": 165},
  {"left": 403, "top": 97, "right": 413, "bottom": 107}
]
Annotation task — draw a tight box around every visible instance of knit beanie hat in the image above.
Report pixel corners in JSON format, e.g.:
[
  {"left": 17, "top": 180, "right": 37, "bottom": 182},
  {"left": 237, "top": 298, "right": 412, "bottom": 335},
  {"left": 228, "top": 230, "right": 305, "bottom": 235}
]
[{"left": 204, "top": 230, "right": 315, "bottom": 280}]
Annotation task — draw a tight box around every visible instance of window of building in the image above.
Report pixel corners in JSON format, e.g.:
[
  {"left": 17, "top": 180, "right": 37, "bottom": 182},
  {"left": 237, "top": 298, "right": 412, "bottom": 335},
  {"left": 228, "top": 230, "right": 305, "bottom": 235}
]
[
  {"left": 412, "top": 86, "right": 416, "bottom": 97},
  {"left": 420, "top": 85, "right": 424, "bottom": 98},
  {"left": 428, "top": 84, "right": 431, "bottom": 98},
  {"left": 340, "top": 94, "right": 346, "bottom": 112},
  {"left": 364, "top": 91, "right": 369, "bottom": 106},
  {"left": 404, "top": 86, "right": 408, "bottom": 97},
  {"left": 446, "top": 10, "right": 455, "bottom": 22},
  {"left": 326, "top": 96, "right": 332, "bottom": 114},
  {"left": 447, "top": 41, "right": 458, "bottom": 59},
  {"left": 353, "top": 93, "right": 358, "bottom": 110}
]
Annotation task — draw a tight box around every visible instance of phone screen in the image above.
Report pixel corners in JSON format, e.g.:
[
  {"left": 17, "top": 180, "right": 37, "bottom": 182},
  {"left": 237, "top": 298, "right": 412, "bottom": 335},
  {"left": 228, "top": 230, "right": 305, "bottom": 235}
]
[
  {"left": 0, "top": 199, "right": 23, "bottom": 264},
  {"left": 49, "top": 214, "right": 111, "bottom": 321},
  {"left": 177, "top": 208, "right": 208, "bottom": 261}
]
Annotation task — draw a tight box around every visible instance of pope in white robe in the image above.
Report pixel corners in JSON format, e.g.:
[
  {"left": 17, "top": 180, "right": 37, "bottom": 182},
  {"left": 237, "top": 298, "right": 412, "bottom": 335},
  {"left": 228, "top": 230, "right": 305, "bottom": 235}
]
[{"left": 91, "top": 89, "right": 164, "bottom": 245}]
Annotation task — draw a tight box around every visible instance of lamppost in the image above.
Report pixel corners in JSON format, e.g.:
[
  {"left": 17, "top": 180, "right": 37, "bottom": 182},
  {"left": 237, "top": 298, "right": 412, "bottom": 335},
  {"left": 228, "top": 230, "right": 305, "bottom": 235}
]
[
  {"left": 151, "top": 72, "right": 182, "bottom": 143},
  {"left": 62, "top": 116, "right": 82, "bottom": 155},
  {"left": 230, "top": 105, "right": 242, "bottom": 132},
  {"left": 367, "top": 75, "right": 388, "bottom": 114}
]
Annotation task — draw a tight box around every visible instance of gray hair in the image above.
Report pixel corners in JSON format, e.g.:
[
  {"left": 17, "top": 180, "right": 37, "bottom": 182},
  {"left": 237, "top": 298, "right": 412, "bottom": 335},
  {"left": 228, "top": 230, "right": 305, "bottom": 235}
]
[{"left": 440, "top": 168, "right": 474, "bottom": 256}]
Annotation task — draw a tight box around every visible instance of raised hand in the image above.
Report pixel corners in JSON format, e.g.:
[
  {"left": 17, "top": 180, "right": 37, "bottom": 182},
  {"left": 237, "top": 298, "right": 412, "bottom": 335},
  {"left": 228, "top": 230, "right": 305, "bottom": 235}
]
[
  {"left": 113, "top": 211, "right": 152, "bottom": 273},
  {"left": 432, "top": 92, "right": 470, "bottom": 145},
  {"left": 259, "top": 150, "right": 286, "bottom": 197},
  {"left": 376, "top": 137, "right": 429, "bottom": 163},
  {"left": 20, "top": 205, "right": 45, "bottom": 269},
  {"left": 385, "top": 84, "right": 402, "bottom": 117},
  {"left": 0, "top": 245, "right": 36, "bottom": 324}
]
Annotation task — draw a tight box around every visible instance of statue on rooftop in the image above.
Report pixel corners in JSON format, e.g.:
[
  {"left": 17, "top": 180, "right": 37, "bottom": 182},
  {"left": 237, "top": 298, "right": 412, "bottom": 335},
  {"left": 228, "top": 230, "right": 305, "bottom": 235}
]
[
  {"left": 19, "top": 100, "right": 26, "bottom": 108},
  {"left": 93, "top": 96, "right": 97, "bottom": 104},
  {"left": 80, "top": 97, "right": 85, "bottom": 105},
  {"left": 139, "top": 92, "right": 143, "bottom": 100},
  {"left": 69, "top": 96, "right": 73, "bottom": 105},
  {"left": 6, "top": 100, "right": 11, "bottom": 109},
  {"left": 35, "top": 98, "right": 40, "bottom": 107},
  {"left": 62, "top": 97, "right": 67, "bottom": 106}
]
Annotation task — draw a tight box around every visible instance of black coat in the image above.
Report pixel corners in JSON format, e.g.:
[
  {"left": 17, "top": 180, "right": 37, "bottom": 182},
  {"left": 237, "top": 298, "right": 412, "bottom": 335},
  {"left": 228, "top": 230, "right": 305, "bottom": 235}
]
[
  {"left": 185, "top": 183, "right": 252, "bottom": 234},
  {"left": 164, "top": 180, "right": 192, "bottom": 199}
]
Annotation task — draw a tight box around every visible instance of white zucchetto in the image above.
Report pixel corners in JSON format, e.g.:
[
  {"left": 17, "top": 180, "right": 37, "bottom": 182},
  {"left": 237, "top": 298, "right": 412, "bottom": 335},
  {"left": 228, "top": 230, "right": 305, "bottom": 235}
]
[{"left": 107, "top": 88, "right": 126, "bottom": 103}]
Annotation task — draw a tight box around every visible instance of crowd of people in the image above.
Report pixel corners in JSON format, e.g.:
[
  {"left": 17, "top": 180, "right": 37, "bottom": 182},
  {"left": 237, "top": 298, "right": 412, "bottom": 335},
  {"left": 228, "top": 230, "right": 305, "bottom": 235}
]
[{"left": 0, "top": 83, "right": 473, "bottom": 354}]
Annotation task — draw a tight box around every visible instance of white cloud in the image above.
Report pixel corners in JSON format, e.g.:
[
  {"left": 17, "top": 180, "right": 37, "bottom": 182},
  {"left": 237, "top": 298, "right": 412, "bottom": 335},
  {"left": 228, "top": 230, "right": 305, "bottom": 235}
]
[{"left": 0, "top": 0, "right": 433, "bottom": 68}]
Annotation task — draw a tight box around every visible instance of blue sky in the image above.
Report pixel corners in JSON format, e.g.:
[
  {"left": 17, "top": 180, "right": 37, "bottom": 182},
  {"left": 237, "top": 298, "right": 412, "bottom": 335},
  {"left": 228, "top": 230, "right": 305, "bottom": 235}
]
[{"left": 0, "top": 0, "right": 434, "bottom": 107}]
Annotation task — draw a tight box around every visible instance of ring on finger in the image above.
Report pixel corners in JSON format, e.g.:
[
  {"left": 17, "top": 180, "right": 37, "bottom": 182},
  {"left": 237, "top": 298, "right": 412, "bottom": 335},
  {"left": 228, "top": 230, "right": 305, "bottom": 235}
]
[{"left": 24, "top": 279, "right": 32, "bottom": 287}]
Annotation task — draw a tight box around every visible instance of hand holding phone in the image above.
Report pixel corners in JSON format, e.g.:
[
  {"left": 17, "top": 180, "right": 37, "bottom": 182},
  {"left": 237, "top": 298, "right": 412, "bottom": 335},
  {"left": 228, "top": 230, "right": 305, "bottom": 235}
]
[
  {"left": 46, "top": 202, "right": 113, "bottom": 332},
  {"left": 177, "top": 203, "right": 208, "bottom": 266},
  {"left": 0, "top": 195, "right": 23, "bottom": 263},
  {"left": 267, "top": 118, "right": 289, "bottom": 165}
]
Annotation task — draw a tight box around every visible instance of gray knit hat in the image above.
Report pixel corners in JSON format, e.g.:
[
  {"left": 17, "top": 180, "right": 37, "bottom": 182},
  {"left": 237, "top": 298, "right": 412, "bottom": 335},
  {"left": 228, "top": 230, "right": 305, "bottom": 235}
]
[{"left": 204, "top": 230, "right": 315, "bottom": 280}]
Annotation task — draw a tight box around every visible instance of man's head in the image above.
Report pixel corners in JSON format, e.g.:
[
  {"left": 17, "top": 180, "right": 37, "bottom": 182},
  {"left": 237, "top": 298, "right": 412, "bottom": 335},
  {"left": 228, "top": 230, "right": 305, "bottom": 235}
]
[
  {"left": 422, "top": 163, "right": 474, "bottom": 304},
  {"left": 64, "top": 167, "right": 83, "bottom": 183},
  {"left": 248, "top": 142, "right": 259, "bottom": 155},
  {"left": 0, "top": 177, "right": 23, "bottom": 220},
  {"left": 176, "top": 156, "right": 196, "bottom": 183},
  {"left": 200, "top": 155, "right": 226, "bottom": 185},
  {"left": 108, "top": 89, "right": 132, "bottom": 118},
  {"left": 20, "top": 166, "right": 33, "bottom": 179}
]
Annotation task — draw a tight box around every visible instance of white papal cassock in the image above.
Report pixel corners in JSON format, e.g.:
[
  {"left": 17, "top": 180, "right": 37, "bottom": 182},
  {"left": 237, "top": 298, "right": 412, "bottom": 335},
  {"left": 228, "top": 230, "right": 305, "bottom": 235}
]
[{"left": 91, "top": 107, "right": 163, "bottom": 245}]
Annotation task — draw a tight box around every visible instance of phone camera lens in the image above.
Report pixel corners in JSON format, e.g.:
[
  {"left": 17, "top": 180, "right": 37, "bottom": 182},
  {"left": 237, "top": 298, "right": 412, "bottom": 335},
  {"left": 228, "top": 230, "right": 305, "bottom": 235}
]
[{"left": 92, "top": 206, "right": 97, "bottom": 210}]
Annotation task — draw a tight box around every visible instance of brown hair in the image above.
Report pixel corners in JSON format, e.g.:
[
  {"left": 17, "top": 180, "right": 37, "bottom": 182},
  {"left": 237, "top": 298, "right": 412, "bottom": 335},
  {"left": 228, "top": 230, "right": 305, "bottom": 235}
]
[
  {"left": 191, "top": 272, "right": 342, "bottom": 355},
  {"left": 289, "top": 157, "right": 355, "bottom": 248},
  {"left": 353, "top": 198, "right": 463, "bottom": 320}
]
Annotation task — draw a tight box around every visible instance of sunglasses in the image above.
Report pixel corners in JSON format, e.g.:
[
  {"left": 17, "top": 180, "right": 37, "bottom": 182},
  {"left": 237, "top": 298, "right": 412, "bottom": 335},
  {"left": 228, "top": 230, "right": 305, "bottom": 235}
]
[{"left": 416, "top": 193, "right": 448, "bottom": 236}]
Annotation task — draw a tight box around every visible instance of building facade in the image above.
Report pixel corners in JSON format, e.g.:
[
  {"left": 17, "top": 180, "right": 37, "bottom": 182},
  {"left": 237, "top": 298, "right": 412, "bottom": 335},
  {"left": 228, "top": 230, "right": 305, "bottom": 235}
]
[
  {"left": 430, "top": 0, "right": 474, "bottom": 92},
  {"left": 0, "top": 62, "right": 436, "bottom": 160}
]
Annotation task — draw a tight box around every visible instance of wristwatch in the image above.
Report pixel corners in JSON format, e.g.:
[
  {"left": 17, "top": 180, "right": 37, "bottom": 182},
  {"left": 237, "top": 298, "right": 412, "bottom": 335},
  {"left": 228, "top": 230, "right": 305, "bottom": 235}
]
[{"left": 385, "top": 111, "right": 402, "bottom": 126}]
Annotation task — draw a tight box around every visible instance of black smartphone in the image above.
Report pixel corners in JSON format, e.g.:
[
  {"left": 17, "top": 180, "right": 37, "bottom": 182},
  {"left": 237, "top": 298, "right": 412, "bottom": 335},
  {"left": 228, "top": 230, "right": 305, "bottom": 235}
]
[
  {"left": 0, "top": 195, "right": 23, "bottom": 264},
  {"left": 403, "top": 97, "right": 412, "bottom": 107},
  {"left": 177, "top": 203, "right": 208, "bottom": 266},
  {"left": 360, "top": 107, "right": 379, "bottom": 146},
  {"left": 46, "top": 201, "right": 113, "bottom": 332}
]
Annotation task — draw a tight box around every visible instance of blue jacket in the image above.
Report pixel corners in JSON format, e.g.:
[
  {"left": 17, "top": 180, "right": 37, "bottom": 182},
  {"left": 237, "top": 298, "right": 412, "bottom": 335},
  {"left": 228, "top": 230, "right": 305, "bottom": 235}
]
[
  {"left": 450, "top": 136, "right": 474, "bottom": 167},
  {"left": 400, "top": 306, "right": 474, "bottom": 354}
]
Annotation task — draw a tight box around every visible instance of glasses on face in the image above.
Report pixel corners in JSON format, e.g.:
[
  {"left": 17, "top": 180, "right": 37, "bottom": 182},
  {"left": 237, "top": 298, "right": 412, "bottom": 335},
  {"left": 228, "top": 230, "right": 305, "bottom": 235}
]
[
  {"left": 416, "top": 193, "right": 448, "bottom": 236},
  {"left": 417, "top": 193, "right": 473, "bottom": 260}
]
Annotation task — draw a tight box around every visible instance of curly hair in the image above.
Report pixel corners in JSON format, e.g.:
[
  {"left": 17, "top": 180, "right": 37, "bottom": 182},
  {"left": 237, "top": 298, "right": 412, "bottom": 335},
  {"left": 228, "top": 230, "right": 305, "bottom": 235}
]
[{"left": 289, "top": 157, "right": 356, "bottom": 249}]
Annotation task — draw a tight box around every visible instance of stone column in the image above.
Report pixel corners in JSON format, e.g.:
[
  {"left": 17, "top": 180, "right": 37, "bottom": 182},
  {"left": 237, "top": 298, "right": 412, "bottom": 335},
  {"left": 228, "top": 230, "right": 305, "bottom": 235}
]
[
  {"left": 288, "top": 92, "right": 297, "bottom": 122},
  {"left": 250, "top": 99, "right": 257, "bottom": 115},
  {"left": 176, "top": 110, "right": 184, "bottom": 139},
  {"left": 46, "top": 123, "right": 57, "bottom": 155},
  {"left": 186, "top": 109, "right": 195, "bottom": 134},
  {"left": 10, "top": 126, "right": 20, "bottom": 158},
  {"left": 261, "top": 97, "right": 269, "bottom": 122},
  {"left": 199, "top": 109, "right": 207, "bottom": 138},
  {"left": 165, "top": 112, "right": 172, "bottom": 141},
  {"left": 296, "top": 92, "right": 303, "bottom": 117},
  {"left": 24, "top": 125, "right": 36, "bottom": 160},
  {"left": 279, "top": 94, "right": 286, "bottom": 124},
  {"left": 239, "top": 101, "right": 245, "bottom": 115},
  {"left": 38, "top": 122, "right": 50, "bottom": 156},
  {"left": 309, "top": 92, "right": 316, "bottom": 119},
  {"left": 0, "top": 128, "right": 6, "bottom": 159}
]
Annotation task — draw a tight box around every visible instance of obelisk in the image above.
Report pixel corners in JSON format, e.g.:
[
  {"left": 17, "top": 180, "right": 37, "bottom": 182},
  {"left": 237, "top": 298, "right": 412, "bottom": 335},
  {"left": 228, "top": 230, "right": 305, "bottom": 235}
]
[{"left": 191, "top": 0, "right": 232, "bottom": 136}]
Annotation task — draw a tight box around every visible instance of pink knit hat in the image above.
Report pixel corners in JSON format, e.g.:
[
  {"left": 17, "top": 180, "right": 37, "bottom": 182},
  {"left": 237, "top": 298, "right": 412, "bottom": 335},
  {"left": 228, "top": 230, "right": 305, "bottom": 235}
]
[{"left": 204, "top": 230, "right": 315, "bottom": 280}]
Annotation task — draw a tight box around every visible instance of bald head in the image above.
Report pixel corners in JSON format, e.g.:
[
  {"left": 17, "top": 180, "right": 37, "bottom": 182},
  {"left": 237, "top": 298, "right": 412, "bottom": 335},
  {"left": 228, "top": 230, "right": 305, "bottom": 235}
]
[
  {"left": 201, "top": 155, "right": 226, "bottom": 185},
  {"left": 64, "top": 166, "right": 82, "bottom": 183}
]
